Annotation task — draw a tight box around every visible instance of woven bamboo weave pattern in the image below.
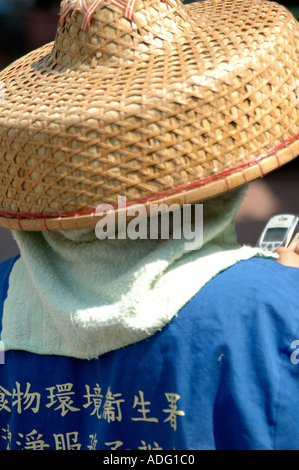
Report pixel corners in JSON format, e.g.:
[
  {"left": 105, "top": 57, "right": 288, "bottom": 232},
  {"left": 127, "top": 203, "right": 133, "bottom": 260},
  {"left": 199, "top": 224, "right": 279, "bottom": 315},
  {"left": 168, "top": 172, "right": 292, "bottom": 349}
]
[{"left": 0, "top": 0, "right": 298, "bottom": 230}]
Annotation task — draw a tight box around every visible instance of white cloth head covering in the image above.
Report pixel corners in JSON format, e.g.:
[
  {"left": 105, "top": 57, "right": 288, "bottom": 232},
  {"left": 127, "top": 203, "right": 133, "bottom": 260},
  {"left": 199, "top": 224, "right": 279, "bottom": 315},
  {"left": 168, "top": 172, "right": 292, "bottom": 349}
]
[{"left": 1, "top": 187, "right": 276, "bottom": 359}]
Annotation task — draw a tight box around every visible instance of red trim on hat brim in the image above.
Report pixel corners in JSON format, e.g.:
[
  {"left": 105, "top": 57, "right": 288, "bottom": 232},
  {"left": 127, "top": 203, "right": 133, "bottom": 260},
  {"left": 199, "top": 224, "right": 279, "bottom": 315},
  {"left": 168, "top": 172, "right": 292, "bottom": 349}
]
[{"left": 0, "top": 132, "right": 298, "bottom": 221}]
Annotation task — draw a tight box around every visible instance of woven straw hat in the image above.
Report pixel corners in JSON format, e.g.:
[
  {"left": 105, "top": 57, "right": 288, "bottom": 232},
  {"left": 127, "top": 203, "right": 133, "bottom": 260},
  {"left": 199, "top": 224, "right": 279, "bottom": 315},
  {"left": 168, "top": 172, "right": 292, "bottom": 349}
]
[{"left": 0, "top": 0, "right": 298, "bottom": 231}]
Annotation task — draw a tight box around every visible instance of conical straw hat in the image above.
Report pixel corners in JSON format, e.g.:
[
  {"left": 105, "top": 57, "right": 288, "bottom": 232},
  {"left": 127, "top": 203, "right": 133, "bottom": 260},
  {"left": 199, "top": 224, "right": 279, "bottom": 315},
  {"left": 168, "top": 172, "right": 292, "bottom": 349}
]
[{"left": 0, "top": 0, "right": 298, "bottom": 231}]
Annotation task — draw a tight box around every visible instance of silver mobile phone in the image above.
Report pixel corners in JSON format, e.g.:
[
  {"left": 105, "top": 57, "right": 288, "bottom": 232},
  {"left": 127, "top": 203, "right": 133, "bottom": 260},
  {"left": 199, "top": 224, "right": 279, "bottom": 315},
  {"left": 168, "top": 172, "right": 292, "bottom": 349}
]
[{"left": 257, "top": 214, "right": 299, "bottom": 252}]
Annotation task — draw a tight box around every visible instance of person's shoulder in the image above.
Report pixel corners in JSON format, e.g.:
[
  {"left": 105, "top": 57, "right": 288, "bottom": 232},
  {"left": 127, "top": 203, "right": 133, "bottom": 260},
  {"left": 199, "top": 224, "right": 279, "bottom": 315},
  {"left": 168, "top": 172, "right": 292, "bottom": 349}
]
[
  {"left": 187, "top": 256, "right": 299, "bottom": 315},
  {"left": 0, "top": 255, "right": 20, "bottom": 277},
  {"left": 0, "top": 255, "right": 20, "bottom": 299},
  {"left": 179, "top": 257, "right": 299, "bottom": 360},
  {"left": 210, "top": 256, "right": 299, "bottom": 290},
  {"left": 224, "top": 256, "right": 299, "bottom": 291}
]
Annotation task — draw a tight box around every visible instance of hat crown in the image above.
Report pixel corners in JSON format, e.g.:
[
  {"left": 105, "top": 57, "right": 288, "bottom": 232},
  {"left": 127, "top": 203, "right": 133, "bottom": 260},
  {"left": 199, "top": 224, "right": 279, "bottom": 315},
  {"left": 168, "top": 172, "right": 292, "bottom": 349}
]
[
  {"left": 52, "top": 0, "right": 189, "bottom": 67},
  {"left": 0, "top": 0, "right": 298, "bottom": 230}
]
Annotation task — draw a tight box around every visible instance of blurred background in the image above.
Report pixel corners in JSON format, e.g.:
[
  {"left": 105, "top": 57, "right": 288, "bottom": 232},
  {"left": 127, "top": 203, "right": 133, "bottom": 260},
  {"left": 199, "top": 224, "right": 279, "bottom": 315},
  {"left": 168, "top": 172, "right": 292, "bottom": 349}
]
[{"left": 0, "top": 0, "right": 298, "bottom": 262}]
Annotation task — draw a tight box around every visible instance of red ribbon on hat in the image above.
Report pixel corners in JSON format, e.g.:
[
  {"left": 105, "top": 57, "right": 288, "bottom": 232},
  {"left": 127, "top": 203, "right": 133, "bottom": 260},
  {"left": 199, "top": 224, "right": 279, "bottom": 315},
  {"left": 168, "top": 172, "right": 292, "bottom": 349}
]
[{"left": 60, "top": 0, "right": 169, "bottom": 30}]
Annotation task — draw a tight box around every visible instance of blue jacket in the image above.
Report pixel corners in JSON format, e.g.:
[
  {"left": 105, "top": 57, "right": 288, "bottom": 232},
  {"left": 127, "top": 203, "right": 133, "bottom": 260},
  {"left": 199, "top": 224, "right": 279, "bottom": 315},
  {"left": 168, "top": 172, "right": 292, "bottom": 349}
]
[{"left": 1, "top": 255, "right": 299, "bottom": 450}]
